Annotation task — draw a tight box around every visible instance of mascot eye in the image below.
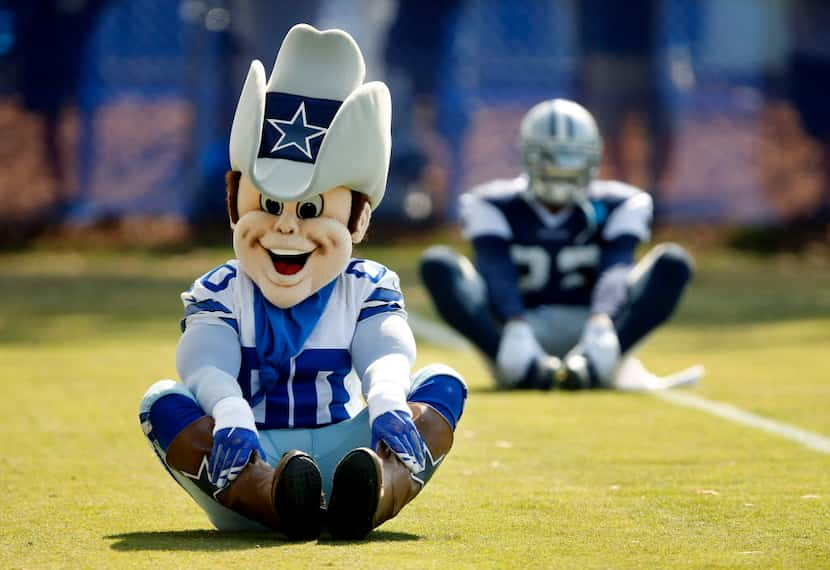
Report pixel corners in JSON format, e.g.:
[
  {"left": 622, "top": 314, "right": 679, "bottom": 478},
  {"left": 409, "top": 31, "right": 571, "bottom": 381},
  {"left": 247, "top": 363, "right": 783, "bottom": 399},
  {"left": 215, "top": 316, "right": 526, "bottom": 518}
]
[
  {"left": 296, "top": 195, "right": 324, "bottom": 219},
  {"left": 260, "top": 195, "right": 284, "bottom": 216}
]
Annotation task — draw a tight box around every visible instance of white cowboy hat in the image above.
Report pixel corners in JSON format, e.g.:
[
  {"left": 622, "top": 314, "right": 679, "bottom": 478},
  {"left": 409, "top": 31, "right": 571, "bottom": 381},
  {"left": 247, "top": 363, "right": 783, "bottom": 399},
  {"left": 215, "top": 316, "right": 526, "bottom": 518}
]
[{"left": 229, "top": 23, "right": 391, "bottom": 208}]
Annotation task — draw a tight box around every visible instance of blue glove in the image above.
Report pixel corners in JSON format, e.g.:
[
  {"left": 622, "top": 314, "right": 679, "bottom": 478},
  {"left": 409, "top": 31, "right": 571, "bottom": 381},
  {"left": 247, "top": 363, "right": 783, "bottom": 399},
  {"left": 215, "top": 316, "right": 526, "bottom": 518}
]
[
  {"left": 371, "top": 410, "right": 427, "bottom": 473},
  {"left": 208, "top": 427, "right": 266, "bottom": 490}
]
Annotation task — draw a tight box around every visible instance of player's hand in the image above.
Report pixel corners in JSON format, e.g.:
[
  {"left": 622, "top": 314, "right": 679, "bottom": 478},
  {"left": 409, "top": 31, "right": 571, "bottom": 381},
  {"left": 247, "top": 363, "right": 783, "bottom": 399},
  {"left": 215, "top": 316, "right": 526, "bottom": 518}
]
[
  {"left": 371, "top": 410, "right": 427, "bottom": 473},
  {"left": 496, "top": 319, "right": 545, "bottom": 386},
  {"left": 577, "top": 313, "right": 620, "bottom": 386},
  {"left": 208, "top": 427, "right": 266, "bottom": 490}
]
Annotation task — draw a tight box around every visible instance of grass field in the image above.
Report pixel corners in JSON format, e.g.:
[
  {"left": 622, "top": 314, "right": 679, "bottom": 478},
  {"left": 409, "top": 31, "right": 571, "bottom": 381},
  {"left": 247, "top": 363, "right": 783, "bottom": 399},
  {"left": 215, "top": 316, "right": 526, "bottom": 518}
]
[{"left": 1, "top": 237, "right": 829, "bottom": 569}]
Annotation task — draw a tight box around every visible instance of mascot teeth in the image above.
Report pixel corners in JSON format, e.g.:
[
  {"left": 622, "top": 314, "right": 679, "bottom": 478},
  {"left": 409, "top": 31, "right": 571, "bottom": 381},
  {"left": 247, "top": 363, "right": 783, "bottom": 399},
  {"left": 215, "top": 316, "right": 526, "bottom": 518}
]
[{"left": 267, "top": 247, "right": 314, "bottom": 256}]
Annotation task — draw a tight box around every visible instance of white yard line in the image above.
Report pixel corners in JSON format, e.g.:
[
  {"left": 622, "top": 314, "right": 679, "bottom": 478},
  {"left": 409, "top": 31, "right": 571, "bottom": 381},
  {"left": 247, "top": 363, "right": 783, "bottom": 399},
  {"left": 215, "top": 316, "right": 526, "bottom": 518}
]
[
  {"left": 407, "top": 311, "right": 472, "bottom": 351},
  {"left": 653, "top": 390, "right": 830, "bottom": 455},
  {"left": 408, "top": 311, "right": 830, "bottom": 456}
]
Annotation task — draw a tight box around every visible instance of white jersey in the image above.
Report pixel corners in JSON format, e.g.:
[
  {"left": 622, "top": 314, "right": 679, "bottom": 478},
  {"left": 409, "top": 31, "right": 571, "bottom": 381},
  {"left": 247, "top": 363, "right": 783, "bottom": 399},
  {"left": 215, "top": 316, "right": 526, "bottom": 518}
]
[{"left": 180, "top": 258, "right": 405, "bottom": 429}]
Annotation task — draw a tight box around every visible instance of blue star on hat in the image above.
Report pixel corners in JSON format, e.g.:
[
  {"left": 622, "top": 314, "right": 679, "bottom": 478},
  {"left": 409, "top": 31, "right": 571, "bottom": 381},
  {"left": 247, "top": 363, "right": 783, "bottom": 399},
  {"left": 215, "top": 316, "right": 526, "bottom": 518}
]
[{"left": 266, "top": 102, "right": 327, "bottom": 159}]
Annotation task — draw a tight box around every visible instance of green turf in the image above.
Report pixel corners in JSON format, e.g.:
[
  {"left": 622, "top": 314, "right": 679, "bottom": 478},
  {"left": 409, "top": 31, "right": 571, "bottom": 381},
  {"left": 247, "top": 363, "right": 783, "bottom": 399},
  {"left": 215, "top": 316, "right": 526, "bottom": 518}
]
[{"left": 1, "top": 240, "right": 828, "bottom": 568}]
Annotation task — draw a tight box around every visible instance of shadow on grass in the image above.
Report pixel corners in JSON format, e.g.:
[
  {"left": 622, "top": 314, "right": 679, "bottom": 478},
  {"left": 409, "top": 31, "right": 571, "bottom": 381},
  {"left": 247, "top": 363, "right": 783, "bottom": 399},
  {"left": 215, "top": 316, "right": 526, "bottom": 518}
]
[{"left": 106, "top": 529, "right": 419, "bottom": 551}]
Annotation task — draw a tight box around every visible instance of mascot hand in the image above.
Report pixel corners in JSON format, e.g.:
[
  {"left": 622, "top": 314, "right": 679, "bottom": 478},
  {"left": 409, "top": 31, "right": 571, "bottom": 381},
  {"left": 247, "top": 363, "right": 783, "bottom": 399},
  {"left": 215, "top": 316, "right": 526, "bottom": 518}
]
[
  {"left": 209, "top": 427, "right": 266, "bottom": 489},
  {"left": 578, "top": 313, "right": 620, "bottom": 386},
  {"left": 497, "top": 319, "right": 545, "bottom": 385},
  {"left": 371, "top": 409, "right": 427, "bottom": 473},
  {"left": 209, "top": 396, "right": 265, "bottom": 489}
]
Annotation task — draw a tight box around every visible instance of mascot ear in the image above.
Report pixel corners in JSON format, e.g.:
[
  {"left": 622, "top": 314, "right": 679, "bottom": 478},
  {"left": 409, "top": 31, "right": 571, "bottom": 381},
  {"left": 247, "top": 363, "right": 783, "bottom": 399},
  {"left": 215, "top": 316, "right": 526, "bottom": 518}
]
[
  {"left": 351, "top": 201, "right": 371, "bottom": 244},
  {"left": 226, "top": 171, "right": 241, "bottom": 228}
]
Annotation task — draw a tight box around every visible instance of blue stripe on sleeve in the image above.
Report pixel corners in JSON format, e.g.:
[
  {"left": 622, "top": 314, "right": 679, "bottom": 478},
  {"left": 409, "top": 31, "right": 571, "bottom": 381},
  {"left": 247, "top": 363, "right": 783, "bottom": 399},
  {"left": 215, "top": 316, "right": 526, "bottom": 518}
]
[
  {"left": 366, "top": 287, "right": 403, "bottom": 303},
  {"left": 219, "top": 317, "right": 240, "bottom": 334},
  {"left": 598, "top": 235, "right": 638, "bottom": 272},
  {"left": 357, "top": 302, "right": 403, "bottom": 322},
  {"left": 179, "top": 299, "right": 236, "bottom": 333},
  {"left": 183, "top": 299, "right": 233, "bottom": 317}
]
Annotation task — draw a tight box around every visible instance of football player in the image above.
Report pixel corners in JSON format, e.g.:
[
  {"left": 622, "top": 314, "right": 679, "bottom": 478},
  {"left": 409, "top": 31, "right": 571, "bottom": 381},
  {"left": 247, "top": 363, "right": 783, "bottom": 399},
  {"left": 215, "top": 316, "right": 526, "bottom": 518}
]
[
  {"left": 138, "top": 25, "right": 466, "bottom": 540},
  {"left": 421, "top": 99, "right": 692, "bottom": 390}
]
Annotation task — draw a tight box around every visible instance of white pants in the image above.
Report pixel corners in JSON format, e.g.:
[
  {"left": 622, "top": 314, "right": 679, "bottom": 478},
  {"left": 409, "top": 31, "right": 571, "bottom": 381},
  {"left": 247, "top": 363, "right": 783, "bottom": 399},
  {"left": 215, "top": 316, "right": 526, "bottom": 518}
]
[{"left": 524, "top": 304, "right": 591, "bottom": 358}]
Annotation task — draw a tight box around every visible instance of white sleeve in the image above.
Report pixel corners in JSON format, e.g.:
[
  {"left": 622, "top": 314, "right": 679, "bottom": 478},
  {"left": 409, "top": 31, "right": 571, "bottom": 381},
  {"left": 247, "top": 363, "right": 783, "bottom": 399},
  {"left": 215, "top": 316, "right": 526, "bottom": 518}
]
[
  {"left": 351, "top": 312, "right": 417, "bottom": 424},
  {"left": 176, "top": 322, "right": 247, "bottom": 420},
  {"left": 460, "top": 193, "right": 513, "bottom": 240},
  {"left": 602, "top": 192, "right": 653, "bottom": 242},
  {"left": 351, "top": 261, "right": 407, "bottom": 324},
  {"left": 180, "top": 262, "right": 240, "bottom": 333}
]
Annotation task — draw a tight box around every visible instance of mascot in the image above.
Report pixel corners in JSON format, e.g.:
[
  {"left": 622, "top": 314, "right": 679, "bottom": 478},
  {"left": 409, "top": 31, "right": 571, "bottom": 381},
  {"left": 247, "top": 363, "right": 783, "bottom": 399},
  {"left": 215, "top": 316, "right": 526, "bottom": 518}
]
[{"left": 138, "top": 24, "right": 466, "bottom": 540}]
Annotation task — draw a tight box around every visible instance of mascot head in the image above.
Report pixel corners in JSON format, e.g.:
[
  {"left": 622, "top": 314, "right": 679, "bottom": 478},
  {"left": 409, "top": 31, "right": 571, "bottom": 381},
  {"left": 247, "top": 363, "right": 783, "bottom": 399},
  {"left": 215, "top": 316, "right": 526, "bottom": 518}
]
[{"left": 225, "top": 24, "right": 391, "bottom": 308}]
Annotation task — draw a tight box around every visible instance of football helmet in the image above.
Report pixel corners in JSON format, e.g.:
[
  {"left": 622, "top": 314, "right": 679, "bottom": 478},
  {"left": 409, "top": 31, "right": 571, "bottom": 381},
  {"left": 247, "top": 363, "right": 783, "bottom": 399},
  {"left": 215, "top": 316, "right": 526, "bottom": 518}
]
[{"left": 518, "top": 99, "right": 602, "bottom": 207}]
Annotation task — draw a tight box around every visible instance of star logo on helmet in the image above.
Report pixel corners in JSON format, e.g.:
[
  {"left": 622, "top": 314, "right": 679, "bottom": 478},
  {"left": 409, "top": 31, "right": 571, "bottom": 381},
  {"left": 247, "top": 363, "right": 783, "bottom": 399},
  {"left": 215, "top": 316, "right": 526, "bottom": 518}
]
[{"left": 266, "top": 102, "right": 327, "bottom": 159}]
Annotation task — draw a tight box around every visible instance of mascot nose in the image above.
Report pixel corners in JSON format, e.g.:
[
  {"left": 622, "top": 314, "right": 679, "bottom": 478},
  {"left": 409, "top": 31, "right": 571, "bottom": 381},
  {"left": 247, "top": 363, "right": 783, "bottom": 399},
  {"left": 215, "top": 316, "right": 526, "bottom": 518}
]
[{"left": 273, "top": 211, "right": 298, "bottom": 234}]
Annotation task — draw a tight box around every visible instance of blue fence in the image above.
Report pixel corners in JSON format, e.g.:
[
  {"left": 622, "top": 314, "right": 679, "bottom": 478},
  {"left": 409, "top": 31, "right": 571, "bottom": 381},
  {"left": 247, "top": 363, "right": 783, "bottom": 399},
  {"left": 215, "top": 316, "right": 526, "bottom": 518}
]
[{"left": 1, "top": 0, "right": 827, "bottom": 234}]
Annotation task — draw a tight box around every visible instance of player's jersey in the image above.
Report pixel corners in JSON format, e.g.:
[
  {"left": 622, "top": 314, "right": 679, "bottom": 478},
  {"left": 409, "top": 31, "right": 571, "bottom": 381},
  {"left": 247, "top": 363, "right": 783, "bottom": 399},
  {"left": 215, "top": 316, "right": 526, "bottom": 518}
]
[
  {"left": 180, "top": 258, "right": 405, "bottom": 430},
  {"left": 460, "top": 175, "right": 652, "bottom": 309}
]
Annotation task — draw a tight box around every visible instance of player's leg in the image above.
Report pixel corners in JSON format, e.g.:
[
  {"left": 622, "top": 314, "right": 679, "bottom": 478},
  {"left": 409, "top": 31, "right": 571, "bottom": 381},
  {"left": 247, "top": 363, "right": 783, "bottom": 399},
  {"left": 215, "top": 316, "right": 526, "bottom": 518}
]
[
  {"left": 327, "top": 365, "right": 467, "bottom": 539},
  {"left": 553, "top": 244, "right": 692, "bottom": 390},
  {"left": 420, "top": 246, "right": 554, "bottom": 389},
  {"left": 139, "top": 380, "right": 322, "bottom": 539},
  {"left": 613, "top": 242, "right": 693, "bottom": 353},
  {"left": 419, "top": 245, "right": 501, "bottom": 357}
]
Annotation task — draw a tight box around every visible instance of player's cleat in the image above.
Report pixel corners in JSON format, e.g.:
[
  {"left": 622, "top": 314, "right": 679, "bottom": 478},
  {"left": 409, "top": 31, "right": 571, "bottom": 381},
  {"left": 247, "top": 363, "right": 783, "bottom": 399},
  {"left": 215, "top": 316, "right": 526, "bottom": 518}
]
[
  {"left": 272, "top": 451, "right": 324, "bottom": 540},
  {"left": 514, "top": 356, "right": 561, "bottom": 390},
  {"left": 554, "top": 354, "right": 597, "bottom": 390},
  {"left": 327, "top": 448, "right": 382, "bottom": 540}
]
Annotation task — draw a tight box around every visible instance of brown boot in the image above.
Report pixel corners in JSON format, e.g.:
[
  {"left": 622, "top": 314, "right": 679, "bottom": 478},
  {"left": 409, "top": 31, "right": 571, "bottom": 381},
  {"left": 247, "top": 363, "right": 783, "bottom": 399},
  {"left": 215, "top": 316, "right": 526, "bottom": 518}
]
[
  {"left": 327, "top": 403, "right": 454, "bottom": 539},
  {"left": 164, "top": 415, "right": 323, "bottom": 540}
]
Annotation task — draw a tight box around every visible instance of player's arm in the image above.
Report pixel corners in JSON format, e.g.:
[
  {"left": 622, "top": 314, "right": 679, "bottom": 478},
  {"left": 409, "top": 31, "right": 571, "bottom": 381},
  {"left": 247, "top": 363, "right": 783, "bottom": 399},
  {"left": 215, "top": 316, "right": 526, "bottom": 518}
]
[
  {"left": 461, "top": 193, "right": 545, "bottom": 384},
  {"left": 460, "top": 193, "right": 525, "bottom": 320},
  {"left": 574, "top": 192, "right": 653, "bottom": 384},
  {"left": 351, "top": 312, "right": 426, "bottom": 473},
  {"left": 471, "top": 234, "right": 552, "bottom": 384},
  {"left": 590, "top": 235, "right": 638, "bottom": 317},
  {"left": 471, "top": 235, "right": 525, "bottom": 320},
  {"left": 591, "top": 190, "right": 653, "bottom": 318},
  {"left": 569, "top": 236, "right": 637, "bottom": 384}
]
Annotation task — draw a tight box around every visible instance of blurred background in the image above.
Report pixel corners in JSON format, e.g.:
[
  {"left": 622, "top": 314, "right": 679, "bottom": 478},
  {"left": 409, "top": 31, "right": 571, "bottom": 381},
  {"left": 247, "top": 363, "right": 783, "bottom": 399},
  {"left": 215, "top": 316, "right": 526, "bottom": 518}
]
[{"left": 1, "top": 0, "right": 829, "bottom": 249}]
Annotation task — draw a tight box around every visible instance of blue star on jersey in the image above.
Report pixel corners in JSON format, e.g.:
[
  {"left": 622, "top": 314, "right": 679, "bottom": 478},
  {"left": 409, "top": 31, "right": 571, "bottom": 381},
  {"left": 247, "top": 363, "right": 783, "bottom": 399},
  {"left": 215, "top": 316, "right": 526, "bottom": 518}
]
[{"left": 266, "top": 102, "right": 327, "bottom": 159}]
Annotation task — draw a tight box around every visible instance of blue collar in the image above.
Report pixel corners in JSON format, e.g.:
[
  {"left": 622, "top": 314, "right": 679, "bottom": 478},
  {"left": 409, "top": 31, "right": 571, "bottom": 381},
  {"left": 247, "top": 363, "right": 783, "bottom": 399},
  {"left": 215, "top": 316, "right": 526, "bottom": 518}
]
[{"left": 253, "top": 279, "right": 337, "bottom": 392}]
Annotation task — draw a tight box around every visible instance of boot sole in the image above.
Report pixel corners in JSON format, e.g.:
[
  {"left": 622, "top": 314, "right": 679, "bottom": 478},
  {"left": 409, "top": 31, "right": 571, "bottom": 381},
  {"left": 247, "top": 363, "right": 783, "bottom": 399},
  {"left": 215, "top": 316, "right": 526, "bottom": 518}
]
[
  {"left": 327, "top": 448, "right": 381, "bottom": 540},
  {"left": 274, "top": 454, "right": 323, "bottom": 540}
]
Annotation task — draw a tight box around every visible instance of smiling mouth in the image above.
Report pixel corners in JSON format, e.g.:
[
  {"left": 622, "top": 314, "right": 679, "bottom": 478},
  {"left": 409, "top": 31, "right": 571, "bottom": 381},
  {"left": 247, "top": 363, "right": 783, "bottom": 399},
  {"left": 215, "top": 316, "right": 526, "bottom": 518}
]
[{"left": 267, "top": 249, "right": 313, "bottom": 275}]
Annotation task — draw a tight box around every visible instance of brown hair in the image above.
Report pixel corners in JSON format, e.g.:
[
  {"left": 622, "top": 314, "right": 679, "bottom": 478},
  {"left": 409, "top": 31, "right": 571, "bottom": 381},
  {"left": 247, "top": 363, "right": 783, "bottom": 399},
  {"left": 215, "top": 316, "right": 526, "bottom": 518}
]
[{"left": 225, "top": 170, "right": 369, "bottom": 234}]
